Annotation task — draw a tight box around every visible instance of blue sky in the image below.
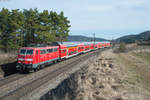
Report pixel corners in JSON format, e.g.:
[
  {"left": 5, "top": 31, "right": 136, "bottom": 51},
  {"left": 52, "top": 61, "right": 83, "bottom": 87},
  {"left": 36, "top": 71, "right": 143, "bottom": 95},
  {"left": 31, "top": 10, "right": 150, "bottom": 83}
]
[{"left": 0, "top": 0, "right": 150, "bottom": 39}]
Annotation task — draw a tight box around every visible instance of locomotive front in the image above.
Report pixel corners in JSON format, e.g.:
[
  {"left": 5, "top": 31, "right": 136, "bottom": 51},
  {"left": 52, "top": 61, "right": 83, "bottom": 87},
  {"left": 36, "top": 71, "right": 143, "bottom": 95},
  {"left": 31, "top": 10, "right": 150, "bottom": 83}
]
[{"left": 16, "top": 48, "right": 34, "bottom": 72}]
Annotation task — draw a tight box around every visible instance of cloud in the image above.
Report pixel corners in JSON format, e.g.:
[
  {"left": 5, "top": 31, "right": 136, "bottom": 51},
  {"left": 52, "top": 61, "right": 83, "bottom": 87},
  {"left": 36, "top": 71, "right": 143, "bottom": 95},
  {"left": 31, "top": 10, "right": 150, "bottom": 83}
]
[{"left": 86, "top": 0, "right": 150, "bottom": 13}]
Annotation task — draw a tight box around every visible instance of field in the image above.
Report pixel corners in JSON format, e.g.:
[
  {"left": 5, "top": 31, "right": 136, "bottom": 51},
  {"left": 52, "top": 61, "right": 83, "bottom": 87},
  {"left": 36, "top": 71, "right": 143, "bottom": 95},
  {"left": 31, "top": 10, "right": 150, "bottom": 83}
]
[
  {"left": 71, "top": 48, "right": 150, "bottom": 100},
  {"left": 115, "top": 50, "right": 150, "bottom": 99}
]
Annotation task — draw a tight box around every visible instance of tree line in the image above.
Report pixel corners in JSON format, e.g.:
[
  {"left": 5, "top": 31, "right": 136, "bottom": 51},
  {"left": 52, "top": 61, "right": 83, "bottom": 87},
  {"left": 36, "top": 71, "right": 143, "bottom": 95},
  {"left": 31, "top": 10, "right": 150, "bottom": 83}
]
[{"left": 0, "top": 8, "right": 70, "bottom": 52}]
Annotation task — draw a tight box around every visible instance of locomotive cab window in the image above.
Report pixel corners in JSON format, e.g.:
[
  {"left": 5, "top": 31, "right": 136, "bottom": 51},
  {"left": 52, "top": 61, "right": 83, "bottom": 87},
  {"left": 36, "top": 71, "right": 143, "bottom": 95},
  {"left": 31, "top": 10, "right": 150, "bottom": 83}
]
[
  {"left": 19, "top": 49, "right": 33, "bottom": 55},
  {"left": 20, "top": 49, "right": 26, "bottom": 55},
  {"left": 26, "top": 49, "right": 33, "bottom": 55}
]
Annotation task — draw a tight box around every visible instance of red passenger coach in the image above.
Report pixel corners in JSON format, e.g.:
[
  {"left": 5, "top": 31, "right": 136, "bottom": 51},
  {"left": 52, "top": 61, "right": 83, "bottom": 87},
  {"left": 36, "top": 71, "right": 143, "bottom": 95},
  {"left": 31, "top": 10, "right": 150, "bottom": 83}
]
[
  {"left": 94, "top": 43, "right": 99, "bottom": 49},
  {"left": 90, "top": 43, "right": 95, "bottom": 50},
  {"left": 96, "top": 42, "right": 102, "bottom": 49},
  {"left": 78, "top": 43, "right": 85, "bottom": 54},
  {"left": 84, "top": 42, "right": 91, "bottom": 53},
  {"left": 101, "top": 42, "right": 105, "bottom": 48},
  {"left": 58, "top": 42, "right": 79, "bottom": 59},
  {"left": 66, "top": 46, "right": 78, "bottom": 58},
  {"left": 106, "top": 42, "right": 111, "bottom": 47}
]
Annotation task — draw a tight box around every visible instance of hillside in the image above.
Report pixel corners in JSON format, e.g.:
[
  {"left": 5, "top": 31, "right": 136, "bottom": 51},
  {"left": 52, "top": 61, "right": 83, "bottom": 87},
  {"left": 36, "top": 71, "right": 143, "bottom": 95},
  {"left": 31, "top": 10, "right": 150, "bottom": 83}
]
[
  {"left": 116, "top": 31, "right": 150, "bottom": 43},
  {"left": 68, "top": 35, "right": 108, "bottom": 42}
]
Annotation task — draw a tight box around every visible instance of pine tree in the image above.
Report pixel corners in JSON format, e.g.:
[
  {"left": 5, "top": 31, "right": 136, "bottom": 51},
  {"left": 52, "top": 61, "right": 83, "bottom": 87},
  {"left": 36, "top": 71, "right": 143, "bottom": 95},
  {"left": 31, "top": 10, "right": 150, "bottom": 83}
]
[
  {"left": 23, "top": 8, "right": 39, "bottom": 46},
  {"left": 58, "top": 11, "right": 70, "bottom": 41},
  {"left": 0, "top": 8, "right": 71, "bottom": 52},
  {"left": 0, "top": 8, "right": 10, "bottom": 52},
  {"left": 8, "top": 9, "right": 24, "bottom": 49},
  {"left": 37, "top": 10, "right": 53, "bottom": 43}
]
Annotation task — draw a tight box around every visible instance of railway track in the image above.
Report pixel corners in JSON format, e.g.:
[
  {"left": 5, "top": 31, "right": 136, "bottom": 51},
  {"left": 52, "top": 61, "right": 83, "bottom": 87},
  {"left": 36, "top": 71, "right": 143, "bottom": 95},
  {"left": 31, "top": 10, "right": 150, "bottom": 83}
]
[
  {"left": 0, "top": 49, "right": 104, "bottom": 100},
  {"left": 0, "top": 74, "right": 25, "bottom": 87}
]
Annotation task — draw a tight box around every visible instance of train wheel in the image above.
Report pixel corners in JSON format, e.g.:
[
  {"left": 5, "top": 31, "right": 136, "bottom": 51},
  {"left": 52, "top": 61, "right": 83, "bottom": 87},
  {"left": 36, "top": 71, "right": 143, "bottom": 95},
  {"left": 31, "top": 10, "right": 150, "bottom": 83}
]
[
  {"left": 37, "top": 66, "right": 40, "bottom": 70},
  {"left": 40, "top": 64, "right": 44, "bottom": 69},
  {"left": 34, "top": 68, "right": 37, "bottom": 72},
  {"left": 29, "top": 69, "right": 34, "bottom": 73},
  {"left": 53, "top": 60, "right": 57, "bottom": 64},
  {"left": 19, "top": 70, "right": 24, "bottom": 74}
]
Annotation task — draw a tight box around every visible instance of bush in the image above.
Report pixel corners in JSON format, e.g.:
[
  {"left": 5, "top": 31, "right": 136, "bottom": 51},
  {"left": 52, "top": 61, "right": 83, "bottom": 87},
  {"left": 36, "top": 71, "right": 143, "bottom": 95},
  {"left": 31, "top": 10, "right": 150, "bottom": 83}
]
[{"left": 114, "top": 43, "right": 127, "bottom": 53}]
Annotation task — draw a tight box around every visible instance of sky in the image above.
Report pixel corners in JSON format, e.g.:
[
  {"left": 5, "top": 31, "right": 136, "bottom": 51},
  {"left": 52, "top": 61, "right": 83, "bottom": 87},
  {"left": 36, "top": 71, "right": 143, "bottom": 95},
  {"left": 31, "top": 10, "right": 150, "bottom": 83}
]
[{"left": 0, "top": 0, "right": 150, "bottom": 39}]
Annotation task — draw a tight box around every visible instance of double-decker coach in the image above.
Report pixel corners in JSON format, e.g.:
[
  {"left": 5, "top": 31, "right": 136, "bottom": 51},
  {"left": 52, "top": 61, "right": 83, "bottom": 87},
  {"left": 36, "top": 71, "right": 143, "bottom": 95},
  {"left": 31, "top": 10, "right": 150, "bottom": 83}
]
[
  {"left": 83, "top": 42, "right": 91, "bottom": 53},
  {"left": 61, "top": 42, "right": 79, "bottom": 58},
  {"left": 78, "top": 43, "right": 85, "bottom": 54},
  {"left": 90, "top": 43, "right": 95, "bottom": 50}
]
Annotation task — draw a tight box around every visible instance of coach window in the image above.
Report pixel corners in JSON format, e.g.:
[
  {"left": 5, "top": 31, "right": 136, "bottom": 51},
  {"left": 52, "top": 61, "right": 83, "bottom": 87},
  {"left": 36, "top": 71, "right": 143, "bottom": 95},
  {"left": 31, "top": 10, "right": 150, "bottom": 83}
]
[
  {"left": 47, "top": 49, "right": 49, "bottom": 53},
  {"left": 26, "top": 49, "right": 33, "bottom": 55},
  {"left": 49, "top": 49, "right": 52, "bottom": 53},
  {"left": 40, "top": 50, "right": 42, "bottom": 54},
  {"left": 40, "top": 50, "right": 43, "bottom": 54},
  {"left": 36, "top": 50, "right": 38, "bottom": 55},
  {"left": 53, "top": 48, "right": 57, "bottom": 52},
  {"left": 44, "top": 49, "right": 47, "bottom": 54},
  {"left": 40, "top": 50, "right": 45, "bottom": 54},
  {"left": 50, "top": 49, "right": 53, "bottom": 53}
]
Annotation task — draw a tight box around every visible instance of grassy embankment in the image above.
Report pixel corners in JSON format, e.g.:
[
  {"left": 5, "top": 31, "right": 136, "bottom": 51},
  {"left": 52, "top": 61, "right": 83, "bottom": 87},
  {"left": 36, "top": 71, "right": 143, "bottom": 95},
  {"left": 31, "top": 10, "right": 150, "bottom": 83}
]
[
  {"left": 133, "top": 53, "right": 150, "bottom": 63},
  {"left": 116, "top": 52, "right": 150, "bottom": 92}
]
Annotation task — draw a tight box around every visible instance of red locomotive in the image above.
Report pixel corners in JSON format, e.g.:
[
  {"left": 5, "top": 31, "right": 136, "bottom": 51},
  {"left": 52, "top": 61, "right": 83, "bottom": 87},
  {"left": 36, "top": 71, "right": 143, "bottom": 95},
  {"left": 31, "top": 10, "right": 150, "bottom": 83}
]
[{"left": 16, "top": 42, "right": 111, "bottom": 72}]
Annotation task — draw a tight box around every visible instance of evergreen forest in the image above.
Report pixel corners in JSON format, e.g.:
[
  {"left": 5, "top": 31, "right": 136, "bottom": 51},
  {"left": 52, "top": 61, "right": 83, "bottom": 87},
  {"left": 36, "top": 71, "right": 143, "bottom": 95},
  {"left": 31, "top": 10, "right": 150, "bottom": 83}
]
[{"left": 0, "top": 8, "right": 70, "bottom": 52}]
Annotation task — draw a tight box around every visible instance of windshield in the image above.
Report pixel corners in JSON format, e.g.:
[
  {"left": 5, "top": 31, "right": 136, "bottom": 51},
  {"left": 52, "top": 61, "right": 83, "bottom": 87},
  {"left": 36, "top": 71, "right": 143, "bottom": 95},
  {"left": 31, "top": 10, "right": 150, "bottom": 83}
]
[
  {"left": 20, "top": 49, "right": 33, "bottom": 55},
  {"left": 26, "top": 49, "right": 33, "bottom": 55},
  {"left": 20, "top": 49, "right": 26, "bottom": 55}
]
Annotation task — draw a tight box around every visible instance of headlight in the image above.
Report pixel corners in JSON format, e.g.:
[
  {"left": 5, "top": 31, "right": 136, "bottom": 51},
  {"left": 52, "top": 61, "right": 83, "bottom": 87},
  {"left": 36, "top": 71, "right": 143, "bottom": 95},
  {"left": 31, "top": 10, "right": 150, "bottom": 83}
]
[{"left": 26, "top": 59, "right": 33, "bottom": 61}]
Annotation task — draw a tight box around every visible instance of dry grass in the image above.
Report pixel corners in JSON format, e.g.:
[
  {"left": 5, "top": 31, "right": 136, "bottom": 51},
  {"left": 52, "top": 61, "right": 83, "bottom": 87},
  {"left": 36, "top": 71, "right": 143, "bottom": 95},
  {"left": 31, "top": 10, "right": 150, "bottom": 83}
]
[
  {"left": 73, "top": 49, "right": 150, "bottom": 100},
  {"left": 132, "top": 53, "right": 150, "bottom": 64},
  {"left": 116, "top": 53, "right": 150, "bottom": 92}
]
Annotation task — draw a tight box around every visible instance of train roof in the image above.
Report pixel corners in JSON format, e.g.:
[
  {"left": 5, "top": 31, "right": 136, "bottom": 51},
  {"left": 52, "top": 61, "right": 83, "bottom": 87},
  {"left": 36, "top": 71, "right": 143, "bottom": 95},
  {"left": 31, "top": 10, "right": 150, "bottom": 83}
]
[
  {"left": 56, "top": 41, "right": 110, "bottom": 46},
  {"left": 57, "top": 42, "right": 80, "bottom": 47},
  {"left": 21, "top": 41, "right": 110, "bottom": 48}
]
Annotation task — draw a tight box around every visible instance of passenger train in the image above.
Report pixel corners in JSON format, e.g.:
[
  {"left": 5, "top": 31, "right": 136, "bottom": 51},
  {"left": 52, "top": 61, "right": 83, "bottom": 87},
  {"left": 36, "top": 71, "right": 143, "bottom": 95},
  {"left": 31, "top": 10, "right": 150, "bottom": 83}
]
[{"left": 16, "top": 42, "right": 111, "bottom": 72}]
